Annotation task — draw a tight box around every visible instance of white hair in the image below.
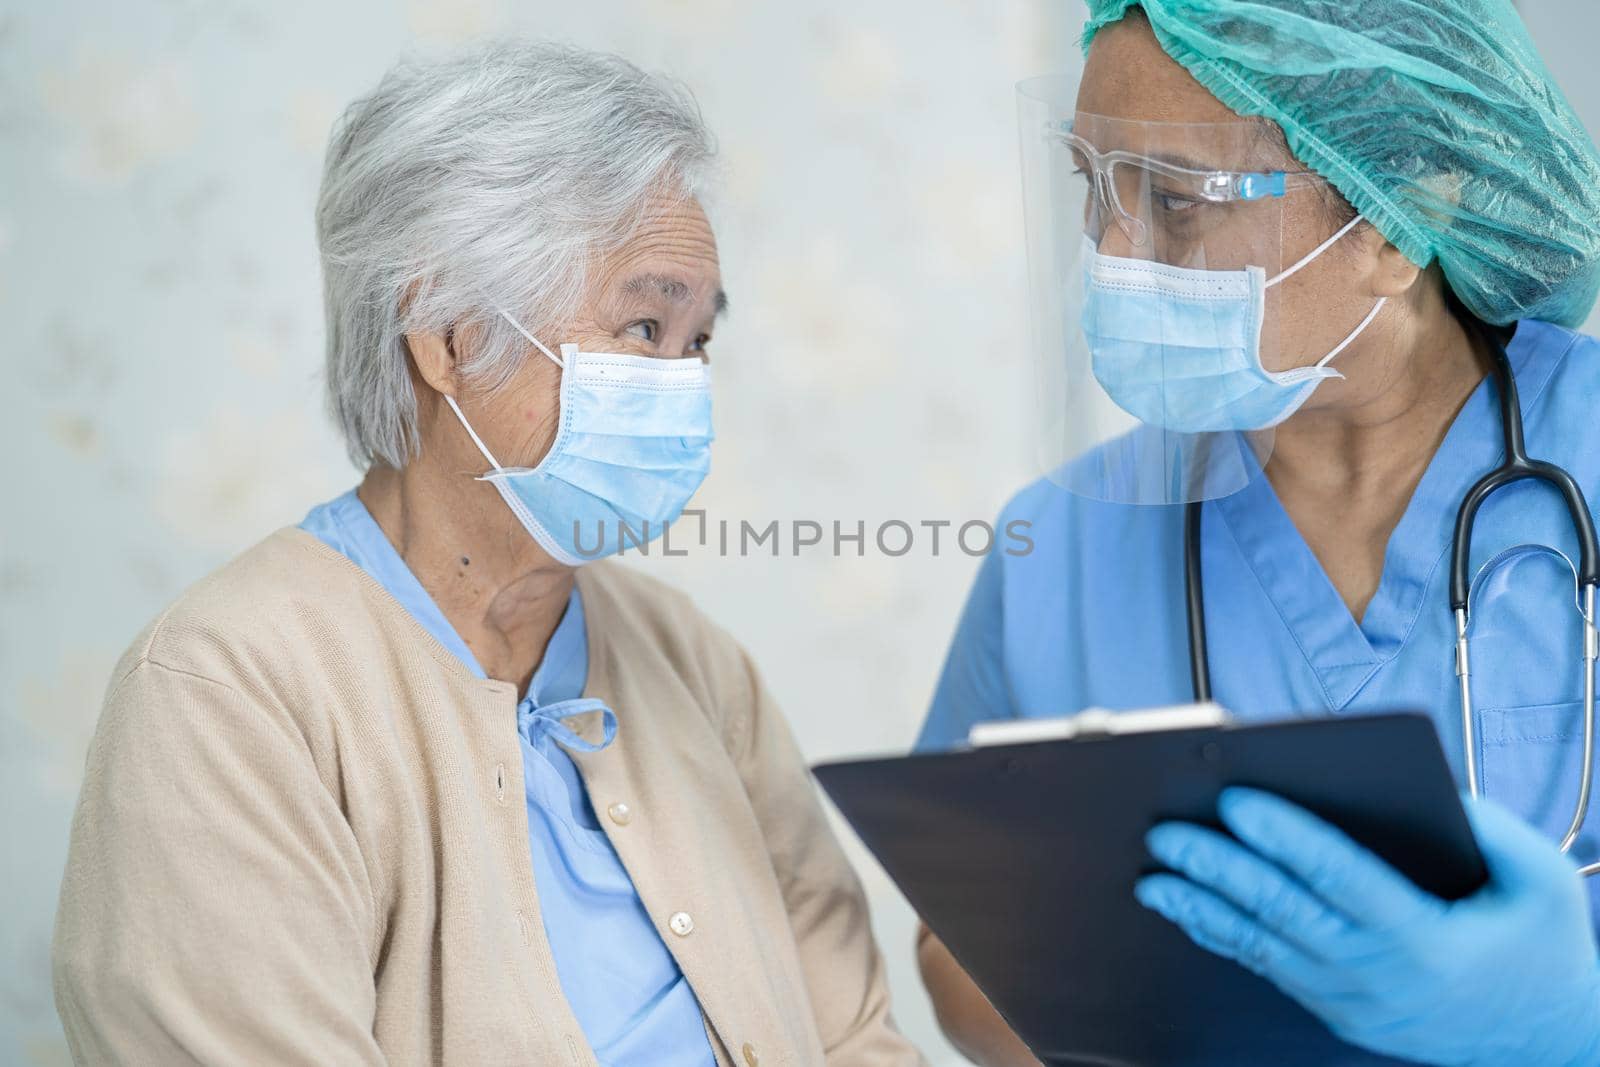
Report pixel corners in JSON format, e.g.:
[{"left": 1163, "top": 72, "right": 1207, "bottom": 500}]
[{"left": 316, "top": 40, "right": 717, "bottom": 469}]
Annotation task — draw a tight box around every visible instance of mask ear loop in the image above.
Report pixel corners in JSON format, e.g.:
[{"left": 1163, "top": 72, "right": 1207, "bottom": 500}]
[
  {"left": 1264, "top": 213, "right": 1389, "bottom": 371},
  {"left": 1313, "top": 298, "right": 1388, "bottom": 369},
  {"left": 444, "top": 394, "right": 505, "bottom": 471},
  {"left": 494, "top": 308, "right": 565, "bottom": 369},
  {"left": 443, "top": 308, "right": 566, "bottom": 473},
  {"left": 1265, "top": 213, "right": 1370, "bottom": 289}
]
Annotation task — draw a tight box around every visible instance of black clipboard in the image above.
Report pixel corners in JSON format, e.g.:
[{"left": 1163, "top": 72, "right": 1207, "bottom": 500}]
[{"left": 814, "top": 712, "right": 1488, "bottom": 1067}]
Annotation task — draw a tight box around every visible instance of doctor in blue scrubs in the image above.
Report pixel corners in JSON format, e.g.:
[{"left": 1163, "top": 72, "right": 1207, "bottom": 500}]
[{"left": 916, "top": 2, "right": 1600, "bottom": 1065}]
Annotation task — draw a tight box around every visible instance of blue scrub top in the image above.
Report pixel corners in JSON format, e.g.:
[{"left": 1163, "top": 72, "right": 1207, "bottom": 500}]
[
  {"left": 302, "top": 490, "right": 714, "bottom": 1066},
  {"left": 919, "top": 320, "right": 1600, "bottom": 910}
]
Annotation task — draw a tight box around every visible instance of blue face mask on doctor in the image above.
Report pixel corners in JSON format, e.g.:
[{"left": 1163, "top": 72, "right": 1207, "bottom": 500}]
[
  {"left": 1082, "top": 214, "right": 1387, "bottom": 434},
  {"left": 446, "top": 309, "right": 713, "bottom": 566}
]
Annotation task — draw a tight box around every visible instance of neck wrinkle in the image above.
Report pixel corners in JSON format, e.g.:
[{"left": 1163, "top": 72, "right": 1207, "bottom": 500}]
[{"left": 359, "top": 453, "right": 574, "bottom": 693}]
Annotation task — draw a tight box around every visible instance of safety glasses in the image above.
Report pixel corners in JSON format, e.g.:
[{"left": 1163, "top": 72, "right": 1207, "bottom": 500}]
[{"left": 1057, "top": 120, "right": 1327, "bottom": 246}]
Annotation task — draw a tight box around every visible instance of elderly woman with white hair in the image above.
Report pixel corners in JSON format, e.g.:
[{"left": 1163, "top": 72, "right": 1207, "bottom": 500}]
[{"left": 52, "top": 41, "right": 920, "bottom": 1067}]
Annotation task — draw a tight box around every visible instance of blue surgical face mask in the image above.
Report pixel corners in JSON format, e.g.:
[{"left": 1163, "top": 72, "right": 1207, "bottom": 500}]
[
  {"left": 445, "top": 310, "right": 713, "bottom": 565},
  {"left": 1081, "top": 215, "right": 1386, "bottom": 434}
]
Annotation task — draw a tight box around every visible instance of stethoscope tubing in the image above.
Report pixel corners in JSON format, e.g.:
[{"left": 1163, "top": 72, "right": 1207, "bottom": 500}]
[{"left": 1183, "top": 323, "right": 1600, "bottom": 877}]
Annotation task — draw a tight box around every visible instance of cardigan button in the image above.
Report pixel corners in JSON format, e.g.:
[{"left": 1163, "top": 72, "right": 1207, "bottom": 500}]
[
  {"left": 742, "top": 1042, "right": 759, "bottom": 1067},
  {"left": 668, "top": 911, "right": 695, "bottom": 937},
  {"left": 607, "top": 802, "right": 632, "bottom": 826}
]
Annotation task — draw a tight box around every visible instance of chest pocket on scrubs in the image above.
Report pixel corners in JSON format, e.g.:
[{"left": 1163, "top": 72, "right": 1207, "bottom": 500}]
[{"left": 1468, "top": 544, "right": 1600, "bottom": 870}]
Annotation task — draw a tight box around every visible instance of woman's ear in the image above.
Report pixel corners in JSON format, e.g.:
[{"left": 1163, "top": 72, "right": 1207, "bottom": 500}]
[
  {"left": 406, "top": 328, "right": 459, "bottom": 399},
  {"left": 1369, "top": 231, "right": 1424, "bottom": 299}
]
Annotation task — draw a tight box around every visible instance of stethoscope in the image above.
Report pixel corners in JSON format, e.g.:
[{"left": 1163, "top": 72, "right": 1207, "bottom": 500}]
[{"left": 1182, "top": 329, "right": 1600, "bottom": 876}]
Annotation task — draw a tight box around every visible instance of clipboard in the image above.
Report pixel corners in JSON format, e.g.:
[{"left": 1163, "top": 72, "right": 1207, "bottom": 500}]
[{"left": 813, "top": 710, "right": 1488, "bottom": 1067}]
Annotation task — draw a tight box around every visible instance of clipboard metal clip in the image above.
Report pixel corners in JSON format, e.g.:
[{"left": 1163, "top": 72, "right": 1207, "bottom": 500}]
[{"left": 967, "top": 702, "right": 1232, "bottom": 748}]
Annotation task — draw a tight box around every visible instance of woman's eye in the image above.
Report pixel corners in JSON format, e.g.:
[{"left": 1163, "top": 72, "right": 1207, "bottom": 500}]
[
  {"left": 625, "top": 320, "right": 657, "bottom": 342},
  {"left": 689, "top": 334, "right": 710, "bottom": 353},
  {"left": 1157, "top": 193, "right": 1200, "bottom": 214}
]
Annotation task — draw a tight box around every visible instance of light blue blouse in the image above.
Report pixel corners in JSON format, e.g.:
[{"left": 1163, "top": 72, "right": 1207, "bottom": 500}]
[
  {"left": 919, "top": 319, "right": 1600, "bottom": 917},
  {"left": 301, "top": 490, "right": 714, "bottom": 1066}
]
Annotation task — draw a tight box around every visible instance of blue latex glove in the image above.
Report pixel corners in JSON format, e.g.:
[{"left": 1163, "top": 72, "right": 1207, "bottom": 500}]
[{"left": 1136, "top": 788, "right": 1600, "bottom": 1066}]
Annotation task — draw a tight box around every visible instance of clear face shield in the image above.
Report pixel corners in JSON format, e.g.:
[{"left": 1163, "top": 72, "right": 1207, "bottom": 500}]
[{"left": 1019, "top": 76, "right": 1344, "bottom": 504}]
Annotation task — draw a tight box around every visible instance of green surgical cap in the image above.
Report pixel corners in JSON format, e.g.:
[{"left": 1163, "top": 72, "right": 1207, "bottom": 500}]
[{"left": 1083, "top": 0, "right": 1600, "bottom": 328}]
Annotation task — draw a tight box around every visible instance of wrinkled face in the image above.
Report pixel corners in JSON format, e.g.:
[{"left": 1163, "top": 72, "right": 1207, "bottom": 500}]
[
  {"left": 468, "top": 192, "right": 725, "bottom": 468},
  {"left": 567, "top": 192, "right": 726, "bottom": 361},
  {"left": 1077, "top": 13, "right": 1390, "bottom": 377}
]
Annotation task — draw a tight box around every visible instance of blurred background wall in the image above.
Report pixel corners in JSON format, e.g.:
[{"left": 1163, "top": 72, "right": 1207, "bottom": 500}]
[{"left": 2, "top": 1, "right": 1596, "bottom": 1063}]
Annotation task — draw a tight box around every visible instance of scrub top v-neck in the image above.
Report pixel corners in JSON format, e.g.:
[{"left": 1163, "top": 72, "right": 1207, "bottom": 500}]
[
  {"left": 301, "top": 489, "right": 715, "bottom": 1066},
  {"left": 918, "top": 320, "right": 1600, "bottom": 902}
]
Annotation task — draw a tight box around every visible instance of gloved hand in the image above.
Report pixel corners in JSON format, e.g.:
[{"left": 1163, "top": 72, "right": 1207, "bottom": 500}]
[{"left": 1135, "top": 787, "right": 1600, "bottom": 1066}]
